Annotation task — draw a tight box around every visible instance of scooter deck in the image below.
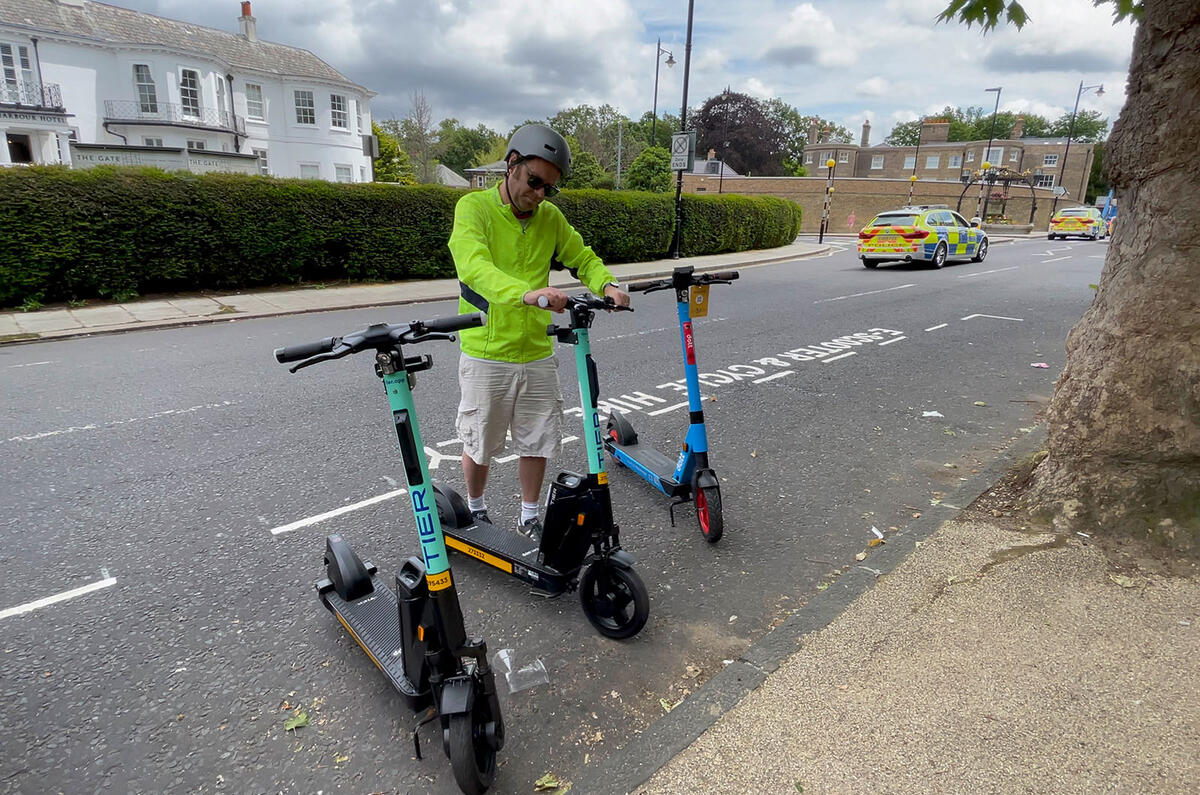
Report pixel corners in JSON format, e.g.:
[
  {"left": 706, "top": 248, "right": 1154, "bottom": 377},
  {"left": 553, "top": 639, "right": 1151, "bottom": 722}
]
[
  {"left": 443, "top": 520, "right": 569, "bottom": 593},
  {"left": 606, "top": 440, "right": 690, "bottom": 497},
  {"left": 317, "top": 575, "right": 428, "bottom": 710}
]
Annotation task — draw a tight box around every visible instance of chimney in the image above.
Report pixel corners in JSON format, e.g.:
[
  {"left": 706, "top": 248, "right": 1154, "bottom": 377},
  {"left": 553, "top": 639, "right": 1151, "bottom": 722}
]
[
  {"left": 919, "top": 119, "right": 950, "bottom": 143},
  {"left": 707, "top": 148, "right": 716, "bottom": 159},
  {"left": 860, "top": 119, "right": 871, "bottom": 148},
  {"left": 1011, "top": 115, "right": 1024, "bottom": 139},
  {"left": 808, "top": 121, "right": 819, "bottom": 148},
  {"left": 239, "top": 2, "right": 257, "bottom": 42}
]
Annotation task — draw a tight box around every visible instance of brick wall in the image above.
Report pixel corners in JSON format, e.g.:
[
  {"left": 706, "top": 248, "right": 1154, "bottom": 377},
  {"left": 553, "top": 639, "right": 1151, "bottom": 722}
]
[{"left": 685, "top": 174, "right": 1061, "bottom": 232}]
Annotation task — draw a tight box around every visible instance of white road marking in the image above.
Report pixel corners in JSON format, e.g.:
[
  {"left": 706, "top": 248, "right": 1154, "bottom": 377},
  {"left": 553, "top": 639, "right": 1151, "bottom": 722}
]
[
  {"left": 1042, "top": 256, "right": 1070, "bottom": 263},
  {"left": 0, "top": 576, "right": 117, "bottom": 621},
  {"left": 269, "top": 488, "right": 407, "bottom": 535},
  {"left": 925, "top": 323, "right": 948, "bottom": 332},
  {"left": 6, "top": 360, "right": 54, "bottom": 369},
  {"left": 821, "top": 351, "right": 857, "bottom": 363},
  {"left": 877, "top": 336, "right": 907, "bottom": 346},
  {"left": 3, "top": 401, "right": 241, "bottom": 445},
  {"left": 648, "top": 401, "right": 689, "bottom": 416},
  {"left": 436, "top": 439, "right": 463, "bottom": 447},
  {"left": 598, "top": 317, "right": 727, "bottom": 343},
  {"left": 962, "top": 314, "right": 1024, "bottom": 322},
  {"left": 813, "top": 284, "right": 916, "bottom": 304},
  {"left": 957, "top": 266, "right": 1020, "bottom": 279},
  {"left": 1089, "top": 255, "right": 1105, "bottom": 259},
  {"left": 752, "top": 370, "right": 794, "bottom": 384}
]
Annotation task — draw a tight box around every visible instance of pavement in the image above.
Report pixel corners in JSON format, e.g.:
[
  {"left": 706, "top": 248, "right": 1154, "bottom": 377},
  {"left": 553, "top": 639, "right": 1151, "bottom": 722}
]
[{"left": 9, "top": 232, "right": 1188, "bottom": 794}]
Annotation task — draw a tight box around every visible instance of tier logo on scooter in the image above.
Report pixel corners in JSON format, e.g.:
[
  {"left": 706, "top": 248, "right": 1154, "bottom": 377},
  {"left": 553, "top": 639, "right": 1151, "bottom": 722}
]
[{"left": 410, "top": 487, "right": 445, "bottom": 575}]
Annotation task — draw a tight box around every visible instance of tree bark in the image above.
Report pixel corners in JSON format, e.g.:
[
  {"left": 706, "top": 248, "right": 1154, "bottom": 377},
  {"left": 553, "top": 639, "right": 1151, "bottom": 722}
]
[{"left": 1026, "top": 0, "right": 1200, "bottom": 551}]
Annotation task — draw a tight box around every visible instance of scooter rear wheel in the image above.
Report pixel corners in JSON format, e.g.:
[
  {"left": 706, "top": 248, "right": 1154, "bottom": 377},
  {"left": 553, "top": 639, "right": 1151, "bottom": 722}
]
[
  {"left": 578, "top": 560, "right": 649, "bottom": 639},
  {"left": 448, "top": 708, "right": 497, "bottom": 795},
  {"left": 695, "top": 485, "right": 724, "bottom": 543}
]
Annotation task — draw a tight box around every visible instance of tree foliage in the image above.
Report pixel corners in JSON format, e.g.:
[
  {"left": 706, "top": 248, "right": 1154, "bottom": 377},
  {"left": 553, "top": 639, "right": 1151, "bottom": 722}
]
[
  {"left": 372, "top": 122, "right": 416, "bottom": 184},
  {"left": 436, "top": 119, "right": 501, "bottom": 177},
  {"left": 625, "top": 146, "right": 673, "bottom": 192},
  {"left": 693, "top": 90, "right": 784, "bottom": 176},
  {"left": 884, "top": 105, "right": 1108, "bottom": 145},
  {"left": 562, "top": 150, "right": 608, "bottom": 190}
]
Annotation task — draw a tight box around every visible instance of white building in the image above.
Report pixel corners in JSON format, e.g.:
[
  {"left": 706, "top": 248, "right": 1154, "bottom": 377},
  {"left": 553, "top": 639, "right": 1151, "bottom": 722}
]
[{"left": 0, "top": 0, "right": 376, "bottom": 181}]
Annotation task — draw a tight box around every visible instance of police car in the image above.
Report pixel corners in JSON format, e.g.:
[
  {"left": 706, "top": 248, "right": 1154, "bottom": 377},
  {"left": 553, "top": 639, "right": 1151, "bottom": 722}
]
[
  {"left": 857, "top": 205, "right": 988, "bottom": 269},
  {"left": 1048, "top": 207, "right": 1106, "bottom": 240}
]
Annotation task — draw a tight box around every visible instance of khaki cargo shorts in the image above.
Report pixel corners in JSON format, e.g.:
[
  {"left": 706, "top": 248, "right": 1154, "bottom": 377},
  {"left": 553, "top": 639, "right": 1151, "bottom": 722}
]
[{"left": 457, "top": 354, "right": 564, "bottom": 464}]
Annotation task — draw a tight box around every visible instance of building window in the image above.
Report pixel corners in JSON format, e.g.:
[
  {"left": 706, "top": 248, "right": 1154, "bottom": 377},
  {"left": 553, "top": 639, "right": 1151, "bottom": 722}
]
[
  {"left": 143, "top": 137, "right": 163, "bottom": 147},
  {"left": 838, "top": 151, "right": 849, "bottom": 163},
  {"left": 925, "top": 155, "right": 940, "bottom": 169},
  {"left": 294, "top": 90, "right": 316, "bottom": 125},
  {"left": 871, "top": 155, "right": 884, "bottom": 170},
  {"left": 985, "top": 147, "right": 1002, "bottom": 163},
  {"left": 245, "top": 83, "right": 264, "bottom": 119},
  {"left": 1034, "top": 174, "right": 1054, "bottom": 188},
  {"left": 966, "top": 151, "right": 975, "bottom": 162},
  {"left": 180, "top": 69, "right": 201, "bottom": 117},
  {"left": 360, "top": 165, "right": 367, "bottom": 182},
  {"left": 133, "top": 64, "right": 158, "bottom": 113},
  {"left": 949, "top": 154, "right": 962, "bottom": 168},
  {"left": 186, "top": 139, "right": 206, "bottom": 150},
  {"left": 1043, "top": 154, "right": 1059, "bottom": 167},
  {"left": 903, "top": 155, "right": 916, "bottom": 170},
  {"left": 1009, "top": 150, "right": 1019, "bottom": 162},
  {"left": 0, "top": 43, "right": 35, "bottom": 104},
  {"left": 330, "top": 94, "right": 348, "bottom": 129},
  {"left": 356, "top": 101, "right": 364, "bottom": 134},
  {"left": 252, "top": 148, "right": 269, "bottom": 175},
  {"left": 335, "top": 164, "right": 353, "bottom": 182},
  {"left": 299, "top": 163, "right": 320, "bottom": 179},
  {"left": 804, "top": 153, "right": 813, "bottom": 165}
]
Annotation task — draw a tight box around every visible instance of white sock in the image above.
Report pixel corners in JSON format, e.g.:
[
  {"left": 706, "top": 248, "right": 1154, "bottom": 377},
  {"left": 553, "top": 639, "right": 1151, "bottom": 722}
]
[
  {"left": 468, "top": 495, "right": 486, "bottom": 513},
  {"left": 520, "top": 501, "right": 539, "bottom": 523}
]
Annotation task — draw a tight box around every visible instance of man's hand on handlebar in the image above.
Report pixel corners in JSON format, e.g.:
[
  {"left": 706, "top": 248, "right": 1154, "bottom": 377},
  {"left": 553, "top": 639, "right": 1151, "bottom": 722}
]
[
  {"left": 525, "top": 286, "right": 569, "bottom": 313},
  {"left": 603, "top": 283, "right": 631, "bottom": 308}
]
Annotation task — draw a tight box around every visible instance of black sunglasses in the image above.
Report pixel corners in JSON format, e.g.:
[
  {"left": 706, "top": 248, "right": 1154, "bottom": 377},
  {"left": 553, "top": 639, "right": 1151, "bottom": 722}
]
[{"left": 516, "top": 159, "right": 560, "bottom": 197}]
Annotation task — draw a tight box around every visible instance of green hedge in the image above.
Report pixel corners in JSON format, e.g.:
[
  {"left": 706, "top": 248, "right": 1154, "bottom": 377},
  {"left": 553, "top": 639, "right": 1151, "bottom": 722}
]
[{"left": 0, "top": 166, "right": 801, "bottom": 307}]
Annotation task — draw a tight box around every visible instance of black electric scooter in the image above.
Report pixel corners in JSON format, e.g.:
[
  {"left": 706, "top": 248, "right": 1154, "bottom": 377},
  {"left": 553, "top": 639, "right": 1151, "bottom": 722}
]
[
  {"left": 604, "top": 266, "right": 738, "bottom": 543},
  {"left": 433, "top": 294, "right": 650, "bottom": 640},
  {"left": 275, "top": 312, "right": 503, "bottom": 795}
]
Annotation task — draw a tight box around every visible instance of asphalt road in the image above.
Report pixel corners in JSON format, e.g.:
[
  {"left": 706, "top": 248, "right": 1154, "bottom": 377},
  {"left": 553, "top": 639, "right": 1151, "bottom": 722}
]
[{"left": 0, "top": 236, "right": 1105, "bottom": 794}]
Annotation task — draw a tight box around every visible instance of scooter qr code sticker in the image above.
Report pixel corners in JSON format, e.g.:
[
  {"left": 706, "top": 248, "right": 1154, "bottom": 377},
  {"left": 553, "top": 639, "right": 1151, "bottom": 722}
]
[{"left": 690, "top": 284, "right": 710, "bottom": 318}]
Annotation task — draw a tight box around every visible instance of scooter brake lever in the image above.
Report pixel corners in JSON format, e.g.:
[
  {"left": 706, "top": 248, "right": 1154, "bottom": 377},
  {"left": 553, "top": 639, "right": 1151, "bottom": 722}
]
[{"left": 288, "top": 343, "right": 353, "bottom": 372}]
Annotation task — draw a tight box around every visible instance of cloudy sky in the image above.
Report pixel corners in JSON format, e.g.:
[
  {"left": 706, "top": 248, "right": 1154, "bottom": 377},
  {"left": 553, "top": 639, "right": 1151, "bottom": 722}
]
[{"left": 117, "top": 0, "right": 1136, "bottom": 142}]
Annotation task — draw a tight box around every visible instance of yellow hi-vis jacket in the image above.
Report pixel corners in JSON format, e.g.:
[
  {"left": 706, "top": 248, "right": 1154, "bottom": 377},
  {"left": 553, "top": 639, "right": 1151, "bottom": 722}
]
[{"left": 449, "top": 184, "right": 617, "bottom": 363}]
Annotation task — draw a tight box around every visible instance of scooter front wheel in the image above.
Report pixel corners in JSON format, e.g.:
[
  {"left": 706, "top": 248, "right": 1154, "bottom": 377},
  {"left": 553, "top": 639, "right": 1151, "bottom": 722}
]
[
  {"left": 695, "top": 485, "right": 724, "bottom": 544},
  {"left": 578, "top": 560, "right": 649, "bottom": 639},
  {"left": 448, "top": 708, "right": 498, "bottom": 795}
]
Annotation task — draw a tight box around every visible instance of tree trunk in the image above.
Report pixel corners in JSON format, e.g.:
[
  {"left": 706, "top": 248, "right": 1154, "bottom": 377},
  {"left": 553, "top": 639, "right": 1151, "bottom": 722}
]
[{"left": 1026, "top": 0, "right": 1200, "bottom": 551}]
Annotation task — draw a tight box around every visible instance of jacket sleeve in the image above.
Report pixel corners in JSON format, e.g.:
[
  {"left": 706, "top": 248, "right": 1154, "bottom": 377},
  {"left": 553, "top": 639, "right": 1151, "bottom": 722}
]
[
  {"left": 553, "top": 208, "right": 615, "bottom": 295},
  {"left": 449, "top": 199, "right": 529, "bottom": 307}
]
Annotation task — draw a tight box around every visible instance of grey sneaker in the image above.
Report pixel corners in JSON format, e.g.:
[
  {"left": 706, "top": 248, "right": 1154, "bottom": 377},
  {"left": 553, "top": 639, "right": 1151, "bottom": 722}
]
[
  {"left": 470, "top": 509, "right": 491, "bottom": 525},
  {"left": 518, "top": 516, "right": 543, "bottom": 543}
]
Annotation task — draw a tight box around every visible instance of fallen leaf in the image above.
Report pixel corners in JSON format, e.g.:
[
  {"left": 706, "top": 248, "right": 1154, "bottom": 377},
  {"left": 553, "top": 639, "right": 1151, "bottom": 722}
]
[
  {"left": 973, "top": 401, "right": 987, "bottom": 407},
  {"left": 659, "top": 697, "right": 683, "bottom": 713},
  {"left": 333, "top": 753, "right": 348, "bottom": 764},
  {"left": 750, "top": 450, "right": 757, "bottom": 457},
  {"left": 535, "top": 773, "right": 563, "bottom": 791},
  {"left": 836, "top": 684, "right": 848, "bottom": 691},
  {"left": 943, "top": 463, "right": 957, "bottom": 469},
  {"left": 912, "top": 512, "right": 922, "bottom": 518},
  {"left": 1109, "top": 574, "right": 1145, "bottom": 589},
  {"left": 284, "top": 710, "right": 309, "bottom": 732},
  {"left": 855, "top": 552, "right": 867, "bottom": 561},
  {"left": 868, "top": 538, "right": 883, "bottom": 547},
  {"left": 817, "top": 582, "right": 830, "bottom": 591},
  {"left": 796, "top": 784, "right": 805, "bottom": 793}
]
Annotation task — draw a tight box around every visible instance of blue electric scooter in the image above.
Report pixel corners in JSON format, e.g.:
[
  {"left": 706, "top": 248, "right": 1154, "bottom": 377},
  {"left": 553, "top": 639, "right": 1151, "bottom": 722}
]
[{"left": 604, "top": 266, "right": 738, "bottom": 543}]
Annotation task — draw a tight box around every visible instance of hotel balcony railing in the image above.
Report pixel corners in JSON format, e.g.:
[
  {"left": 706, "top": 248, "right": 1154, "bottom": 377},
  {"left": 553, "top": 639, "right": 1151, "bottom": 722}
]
[
  {"left": 0, "top": 82, "right": 65, "bottom": 110},
  {"left": 103, "top": 100, "right": 246, "bottom": 134}
]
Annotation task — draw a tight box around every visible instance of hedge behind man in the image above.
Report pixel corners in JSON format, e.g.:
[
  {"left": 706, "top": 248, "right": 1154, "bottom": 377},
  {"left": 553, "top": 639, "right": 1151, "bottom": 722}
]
[{"left": 448, "top": 124, "right": 630, "bottom": 541}]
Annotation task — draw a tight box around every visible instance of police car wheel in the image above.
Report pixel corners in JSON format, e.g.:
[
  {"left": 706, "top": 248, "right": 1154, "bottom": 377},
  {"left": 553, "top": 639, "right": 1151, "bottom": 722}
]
[
  {"left": 1047, "top": 233, "right": 1055, "bottom": 240},
  {"left": 971, "top": 239, "right": 989, "bottom": 263},
  {"left": 862, "top": 259, "right": 879, "bottom": 269},
  {"left": 930, "top": 242, "right": 947, "bottom": 269}
]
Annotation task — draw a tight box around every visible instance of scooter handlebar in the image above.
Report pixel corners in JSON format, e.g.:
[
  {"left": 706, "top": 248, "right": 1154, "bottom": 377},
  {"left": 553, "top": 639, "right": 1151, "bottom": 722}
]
[
  {"left": 418, "top": 312, "right": 487, "bottom": 334},
  {"left": 275, "top": 336, "right": 338, "bottom": 363},
  {"left": 628, "top": 278, "right": 670, "bottom": 293}
]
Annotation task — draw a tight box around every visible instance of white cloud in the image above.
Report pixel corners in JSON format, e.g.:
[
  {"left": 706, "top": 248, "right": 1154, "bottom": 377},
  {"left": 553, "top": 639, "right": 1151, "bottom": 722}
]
[
  {"left": 856, "top": 77, "right": 888, "bottom": 98},
  {"left": 764, "top": 3, "right": 856, "bottom": 69}
]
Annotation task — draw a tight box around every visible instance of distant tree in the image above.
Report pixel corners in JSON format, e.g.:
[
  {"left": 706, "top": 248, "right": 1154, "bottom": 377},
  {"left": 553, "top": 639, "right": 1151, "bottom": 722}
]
[
  {"left": 885, "top": 106, "right": 1063, "bottom": 145},
  {"left": 625, "top": 146, "right": 673, "bottom": 192},
  {"left": 694, "top": 90, "right": 782, "bottom": 176},
  {"left": 562, "top": 150, "right": 607, "bottom": 189},
  {"left": 400, "top": 90, "right": 437, "bottom": 183},
  {"left": 372, "top": 122, "right": 416, "bottom": 184},
  {"left": 1050, "top": 109, "right": 1108, "bottom": 143},
  {"left": 474, "top": 137, "right": 509, "bottom": 167},
  {"left": 437, "top": 120, "right": 501, "bottom": 177}
]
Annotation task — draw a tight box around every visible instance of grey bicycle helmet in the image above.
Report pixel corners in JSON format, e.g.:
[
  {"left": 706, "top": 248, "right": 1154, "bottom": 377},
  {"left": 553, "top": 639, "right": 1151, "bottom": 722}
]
[{"left": 506, "top": 124, "right": 571, "bottom": 176}]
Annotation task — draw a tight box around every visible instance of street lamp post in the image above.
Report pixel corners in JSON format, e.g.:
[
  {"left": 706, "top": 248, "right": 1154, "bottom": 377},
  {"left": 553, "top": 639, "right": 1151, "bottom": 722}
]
[
  {"left": 976, "top": 160, "right": 992, "bottom": 220},
  {"left": 668, "top": 0, "right": 694, "bottom": 259},
  {"left": 908, "top": 174, "right": 918, "bottom": 205},
  {"left": 651, "top": 38, "right": 675, "bottom": 146},
  {"left": 818, "top": 157, "right": 836, "bottom": 244},
  {"left": 718, "top": 140, "right": 728, "bottom": 194},
  {"left": 1052, "top": 80, "right": 1105, "bottom": 214},
  {"left": 980, "top": 86, "right": 1002, "bottom": 221}
]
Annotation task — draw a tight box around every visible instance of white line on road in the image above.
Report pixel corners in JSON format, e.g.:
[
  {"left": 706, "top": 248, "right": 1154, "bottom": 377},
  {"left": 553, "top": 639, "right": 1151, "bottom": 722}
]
[
  {"left": 813, "top": 284, "right": 916, "bottom": 304},
  {"left": 1089, "top": 255, "right": 1105, "bottom": 259},
  {"left": 821, "top": 351, "right": 857, "bottom": 363},
  {"left": 3, "top": 401, "right": 242, "bottom": 445},
  {"left": 648, "top": 401, "right": 689, "bottom": 416},
  {"left": 957, "top": 266, "right": 1020, "bottom": 279},
  {"left": 269, "top": 488, "right": 407, "bottom": 535},
  {"left": 961, "top": 313, "right": 1024, "bottom": 322},
  {"left": 599, "top": 317, "right": 727, "bottom": 343},
  {"left": 1042, "top": 256, "right": 1070, "bottom": 263},
  {"left": 6, "top": 361, "right": 54, "bottom": 369},
  {"left": 752, "top": 370, "right": 794, "bottom": 384},
  {"left": 436, "top": 439, "right": 463, "bottom": 447},
  {"left": 0, "top": 576, "right": 117, "bottom": 621},
  {"left": 924, "top": 323, "right": 949, "bottom": 331},
  {"left": 877, "top": 336, "right": 907, "bottom": 346}
]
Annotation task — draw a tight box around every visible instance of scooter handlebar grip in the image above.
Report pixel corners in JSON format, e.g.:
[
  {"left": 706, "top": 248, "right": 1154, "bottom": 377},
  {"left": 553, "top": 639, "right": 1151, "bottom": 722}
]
[
  {"left": 537, "top": 295, "right": 550, "bottom": 308},
  {"left": 628, "top": 279, "right": 658, "bottom": 292},
  {"left": 713, "top": 270, "right": 740, "bottom": 281},
  {"left": 274, "top": 337, "right": 337, "bottom": 363},
  {"left": 421, "top": 312, "right": 487, "bottom": 333}
]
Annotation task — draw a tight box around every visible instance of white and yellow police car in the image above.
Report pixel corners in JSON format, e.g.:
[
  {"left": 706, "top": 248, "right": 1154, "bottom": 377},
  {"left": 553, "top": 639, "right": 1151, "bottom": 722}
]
[{"left": 857, "top": 205, "right": 989, "bottom": 269}]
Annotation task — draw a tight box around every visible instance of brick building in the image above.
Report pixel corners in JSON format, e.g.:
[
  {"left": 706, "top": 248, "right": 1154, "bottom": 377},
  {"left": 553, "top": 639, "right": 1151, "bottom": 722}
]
[{"left": 803, "top": 118, "right": 1096, "bottom": 206}]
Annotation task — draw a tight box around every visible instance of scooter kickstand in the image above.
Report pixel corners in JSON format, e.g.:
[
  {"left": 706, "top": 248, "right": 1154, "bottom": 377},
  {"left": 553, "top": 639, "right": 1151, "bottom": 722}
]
[
  {"left": 410, "top": 705, "right": 438, "bottom": 759},
  {"left": 667, "top": 497, "right": 689, "bottom": 527}
]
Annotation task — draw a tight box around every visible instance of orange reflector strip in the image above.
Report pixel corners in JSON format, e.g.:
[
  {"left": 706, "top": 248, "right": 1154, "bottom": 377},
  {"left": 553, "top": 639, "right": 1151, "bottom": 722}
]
[
  {"left": 577, "top": 513, "right": 586, "bottom": 526},
  {"left": 417, "top": 625, "right": 425, "bottom": 642}
]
